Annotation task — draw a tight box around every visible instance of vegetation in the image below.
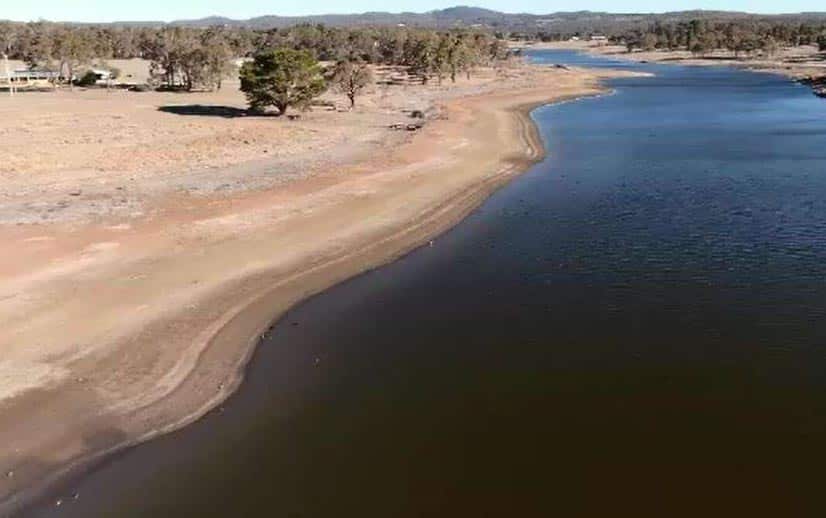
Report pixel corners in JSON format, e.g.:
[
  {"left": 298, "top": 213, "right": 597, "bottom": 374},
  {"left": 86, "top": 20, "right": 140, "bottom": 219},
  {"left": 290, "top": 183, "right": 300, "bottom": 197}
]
[
  {"left": 140, "top": 27, "right": 233, "bottom": 90},
  {"left": 0, "top": 21, "right": 508, "bottom": 91},
  {"left": 519, "top": 17, "right": 826, "bottom": 58},
  {"left": 75, "top": 69, "right": 99, "bottom": 86},
  {"left": 239, "top": 48, "right": 326, "bottom": 114},
  {"left": 608, "top": 19, "right": 825, "bottom": 56},
  {"left": 1, "top": 10, "right": 823, "bottom": 96},
  {"left": 329, "top": 59, "right": 373, "bottom": 109}
]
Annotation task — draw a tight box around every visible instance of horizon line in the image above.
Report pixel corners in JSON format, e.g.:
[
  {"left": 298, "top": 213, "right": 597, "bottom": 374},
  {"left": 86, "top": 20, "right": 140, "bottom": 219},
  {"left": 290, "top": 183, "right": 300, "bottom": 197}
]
[{"left": 4, "top": 7, "right": 826, "bottom": 25}]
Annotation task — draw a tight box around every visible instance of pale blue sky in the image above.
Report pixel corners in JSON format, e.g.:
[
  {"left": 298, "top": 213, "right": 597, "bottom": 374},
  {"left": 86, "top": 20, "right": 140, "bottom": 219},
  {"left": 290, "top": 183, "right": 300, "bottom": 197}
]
[{"left": 4, "top": 1, "right": 825, "bottom": 23}]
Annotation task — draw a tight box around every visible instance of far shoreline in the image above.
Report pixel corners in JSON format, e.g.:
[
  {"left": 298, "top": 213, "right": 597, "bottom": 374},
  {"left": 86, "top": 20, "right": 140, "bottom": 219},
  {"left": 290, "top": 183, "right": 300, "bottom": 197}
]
[{"left": 518, "top": 40, "right": 826, "bottom": 96}]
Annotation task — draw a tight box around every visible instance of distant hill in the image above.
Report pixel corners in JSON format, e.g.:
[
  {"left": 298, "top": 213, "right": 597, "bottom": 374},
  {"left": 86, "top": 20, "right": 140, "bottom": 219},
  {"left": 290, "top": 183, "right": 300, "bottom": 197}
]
[
  {"left": 168, "top": 7, "right": 524, "bottom": 30},
  {"left": 71, "top": 6, "right": 826, "bottom": 32}
]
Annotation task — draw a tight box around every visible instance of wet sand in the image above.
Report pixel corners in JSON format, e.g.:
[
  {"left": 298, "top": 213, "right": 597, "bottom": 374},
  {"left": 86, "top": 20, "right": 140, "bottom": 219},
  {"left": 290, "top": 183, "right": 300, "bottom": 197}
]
[{"left": 0, "top": 64, "right": 634, "bottom": 513}]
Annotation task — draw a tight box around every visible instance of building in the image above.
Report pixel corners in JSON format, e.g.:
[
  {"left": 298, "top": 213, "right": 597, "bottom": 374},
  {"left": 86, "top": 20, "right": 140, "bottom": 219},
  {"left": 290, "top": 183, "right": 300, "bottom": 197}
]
[{"left": 0, "top": 67, "right": 59, "bottom": 90}]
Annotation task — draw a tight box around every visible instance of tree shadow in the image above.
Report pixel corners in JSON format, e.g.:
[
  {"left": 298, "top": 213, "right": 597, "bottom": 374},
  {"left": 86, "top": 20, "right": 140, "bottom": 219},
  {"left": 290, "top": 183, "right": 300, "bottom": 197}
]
[{"left": 157, "top": 105, "right": 257, "bottom": 118}]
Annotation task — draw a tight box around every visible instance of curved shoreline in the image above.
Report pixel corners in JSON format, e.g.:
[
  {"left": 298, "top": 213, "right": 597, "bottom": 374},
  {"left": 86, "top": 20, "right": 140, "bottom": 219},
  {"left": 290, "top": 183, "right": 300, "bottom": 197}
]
[
  {"left": 1, "top": 67, "right": 628, "bottom": 515},
  {"left": 529, "top": 40, "right": 826, "bottom": 97}
]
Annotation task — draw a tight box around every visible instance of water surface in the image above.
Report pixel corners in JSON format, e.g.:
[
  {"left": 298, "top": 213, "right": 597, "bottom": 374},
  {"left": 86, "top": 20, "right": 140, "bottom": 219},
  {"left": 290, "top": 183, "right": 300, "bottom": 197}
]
[{"left": 26, "top": 50, "right": 826, "bottom": 516}]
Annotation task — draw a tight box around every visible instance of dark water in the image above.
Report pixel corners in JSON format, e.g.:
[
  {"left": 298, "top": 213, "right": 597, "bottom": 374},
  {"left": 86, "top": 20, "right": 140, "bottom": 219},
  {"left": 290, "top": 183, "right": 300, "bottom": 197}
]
[{"left": 25, "top": 51, "right": 826, "bottom": 517}]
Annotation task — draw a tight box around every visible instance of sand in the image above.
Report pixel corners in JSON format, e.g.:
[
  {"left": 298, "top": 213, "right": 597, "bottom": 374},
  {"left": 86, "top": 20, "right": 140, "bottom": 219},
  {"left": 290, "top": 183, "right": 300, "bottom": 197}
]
[{"left": 0, "top": 62, "right": 634, "bottom": 512}]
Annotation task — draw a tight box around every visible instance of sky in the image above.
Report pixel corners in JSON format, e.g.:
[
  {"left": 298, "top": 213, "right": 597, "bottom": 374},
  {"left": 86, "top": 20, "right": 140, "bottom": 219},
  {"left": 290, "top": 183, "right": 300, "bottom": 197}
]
[{"left": 3, "top": 0, "right": 825, "bottom": 23}]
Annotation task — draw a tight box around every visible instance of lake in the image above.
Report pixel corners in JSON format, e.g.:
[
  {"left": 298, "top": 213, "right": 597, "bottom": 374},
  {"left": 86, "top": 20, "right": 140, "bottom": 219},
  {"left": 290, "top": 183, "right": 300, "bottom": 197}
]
[{"left": 24, "top": 49, "right": 826, "bottom": 517}]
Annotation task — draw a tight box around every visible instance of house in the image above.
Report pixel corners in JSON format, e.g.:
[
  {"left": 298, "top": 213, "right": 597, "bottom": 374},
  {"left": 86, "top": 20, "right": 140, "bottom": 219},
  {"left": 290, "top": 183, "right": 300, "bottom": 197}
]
[
  {"left": 0, "top": 67, "right": 59, "bottom": 90},
  {"left": 590, "top": 34, "right": 608, "bottom": 42}
]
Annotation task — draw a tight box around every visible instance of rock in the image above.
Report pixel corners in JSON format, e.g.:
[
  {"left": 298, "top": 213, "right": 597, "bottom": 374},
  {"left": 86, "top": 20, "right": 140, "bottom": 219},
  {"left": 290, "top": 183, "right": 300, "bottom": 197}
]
[
  {"left": 68, "top": 190, "right": 82, "bottom": 196},
  {"left": 6, "top": 470, "right": 13, "bottom": 478}
]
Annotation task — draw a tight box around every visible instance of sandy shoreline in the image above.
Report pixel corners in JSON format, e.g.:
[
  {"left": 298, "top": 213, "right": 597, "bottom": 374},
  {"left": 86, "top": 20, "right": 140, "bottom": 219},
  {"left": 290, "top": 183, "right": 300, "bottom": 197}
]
[{"left": 0, "top": 64, "right": 633, "bottom": 513}]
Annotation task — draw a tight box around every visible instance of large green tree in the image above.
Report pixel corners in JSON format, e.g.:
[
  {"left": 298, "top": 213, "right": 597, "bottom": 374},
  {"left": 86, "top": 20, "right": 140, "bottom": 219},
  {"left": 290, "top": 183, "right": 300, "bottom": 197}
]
[{"left": 240, "top": 48, "right": 326, "bottom": 114}]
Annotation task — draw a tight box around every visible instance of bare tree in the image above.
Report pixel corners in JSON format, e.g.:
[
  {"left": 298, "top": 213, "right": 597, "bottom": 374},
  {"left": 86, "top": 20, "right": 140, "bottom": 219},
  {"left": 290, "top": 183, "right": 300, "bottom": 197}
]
[{"left": 330, "top": 59, "right": 373, "bottom": 109}]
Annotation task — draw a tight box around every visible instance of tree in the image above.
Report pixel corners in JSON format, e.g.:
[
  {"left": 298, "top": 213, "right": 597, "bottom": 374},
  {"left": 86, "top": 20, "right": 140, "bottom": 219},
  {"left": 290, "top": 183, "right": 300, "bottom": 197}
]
[
  {"left": 240, "top": 48, "right": 326, "bottom": 115},
  {"left": 404, "top": 31, "right": 437, "bottom": 83},
  {"left": 624, "top": 32, "right": 641, "bottom": 52},
  {"left": 22, "top": 22, "right": 56, "bottom": 71},
  {"left": 141, "top": 26, "right": 231, "bottom": 91},
  {"left": 446, "top": 33, "right": 469, "bottom": 83},
  {"left": 762, "top": 36, "right": 779, "bottom": 57},
  {"left": 0, "top": 22, "right": 17, "bottom": 58},
  {"left": 330, "top": 59, "right": 373, "bottom": 109},
  {"left": 141, "top": 27, "right": 186, "bottom": 88},
  {"left": 54, "top": 28, "right": 94, "bottom": 89},
  {"left": 817, "top": 34, "right": 826, "bottom": 52},
  {"left": 199, "top": 27, "right": 233, "bottom": 90},
  {"left": 642, "top": 33, "right": 659, "bottom": 51}
]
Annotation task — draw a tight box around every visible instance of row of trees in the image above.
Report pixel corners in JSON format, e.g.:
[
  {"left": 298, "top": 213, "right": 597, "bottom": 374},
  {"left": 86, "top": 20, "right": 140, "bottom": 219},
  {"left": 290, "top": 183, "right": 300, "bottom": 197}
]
[
  {"left": 240, "top": 29, "right": 511, "bottom": 115},
  {"left": 0, "top": 22, "right": 254, "bottom": 63},
  {"left": 614, "top": 20, "right": 826, "bottom": 56},
  {"left": 1, "top": 21, "right": 508, "bottom": 90},
  {"left": 228, "top": 26, "right": 507, "bottom": 90},
  {"left": 140, "top": 27, "right": 235, "bottom": 90}
]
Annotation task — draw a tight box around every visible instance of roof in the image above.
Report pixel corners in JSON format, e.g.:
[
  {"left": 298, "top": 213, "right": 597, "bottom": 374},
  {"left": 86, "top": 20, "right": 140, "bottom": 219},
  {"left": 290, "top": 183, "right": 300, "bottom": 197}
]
[{"left": 12, "top": 69, "right": 59, "bottom": 78}]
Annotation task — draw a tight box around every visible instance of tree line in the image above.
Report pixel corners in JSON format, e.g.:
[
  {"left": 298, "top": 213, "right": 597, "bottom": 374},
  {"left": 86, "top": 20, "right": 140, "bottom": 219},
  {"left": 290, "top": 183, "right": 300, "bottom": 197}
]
[
  {"left": 239, "top": 28, "right": 510, "bottom": 114},
  {"left": 0, "top": 22, "right": 508, "bottom": 90},
  {"left": 517, "top": 18, "right": 826, "bottom": 56},
  {"left": 617, "top": 19, "right": 826, "bottom": 56}
]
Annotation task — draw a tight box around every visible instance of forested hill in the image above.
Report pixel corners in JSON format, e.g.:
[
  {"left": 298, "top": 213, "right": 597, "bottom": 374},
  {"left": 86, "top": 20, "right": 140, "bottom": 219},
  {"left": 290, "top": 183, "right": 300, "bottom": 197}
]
[{"left": 92, "top": 7, "right": 826, "bottom": 33}]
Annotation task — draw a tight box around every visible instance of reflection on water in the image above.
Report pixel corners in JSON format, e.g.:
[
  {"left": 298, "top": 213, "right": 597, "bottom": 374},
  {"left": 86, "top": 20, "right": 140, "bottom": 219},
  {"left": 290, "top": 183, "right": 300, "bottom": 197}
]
[{"left": 26, "top": 50, "right": 826, "bottom": 517}]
